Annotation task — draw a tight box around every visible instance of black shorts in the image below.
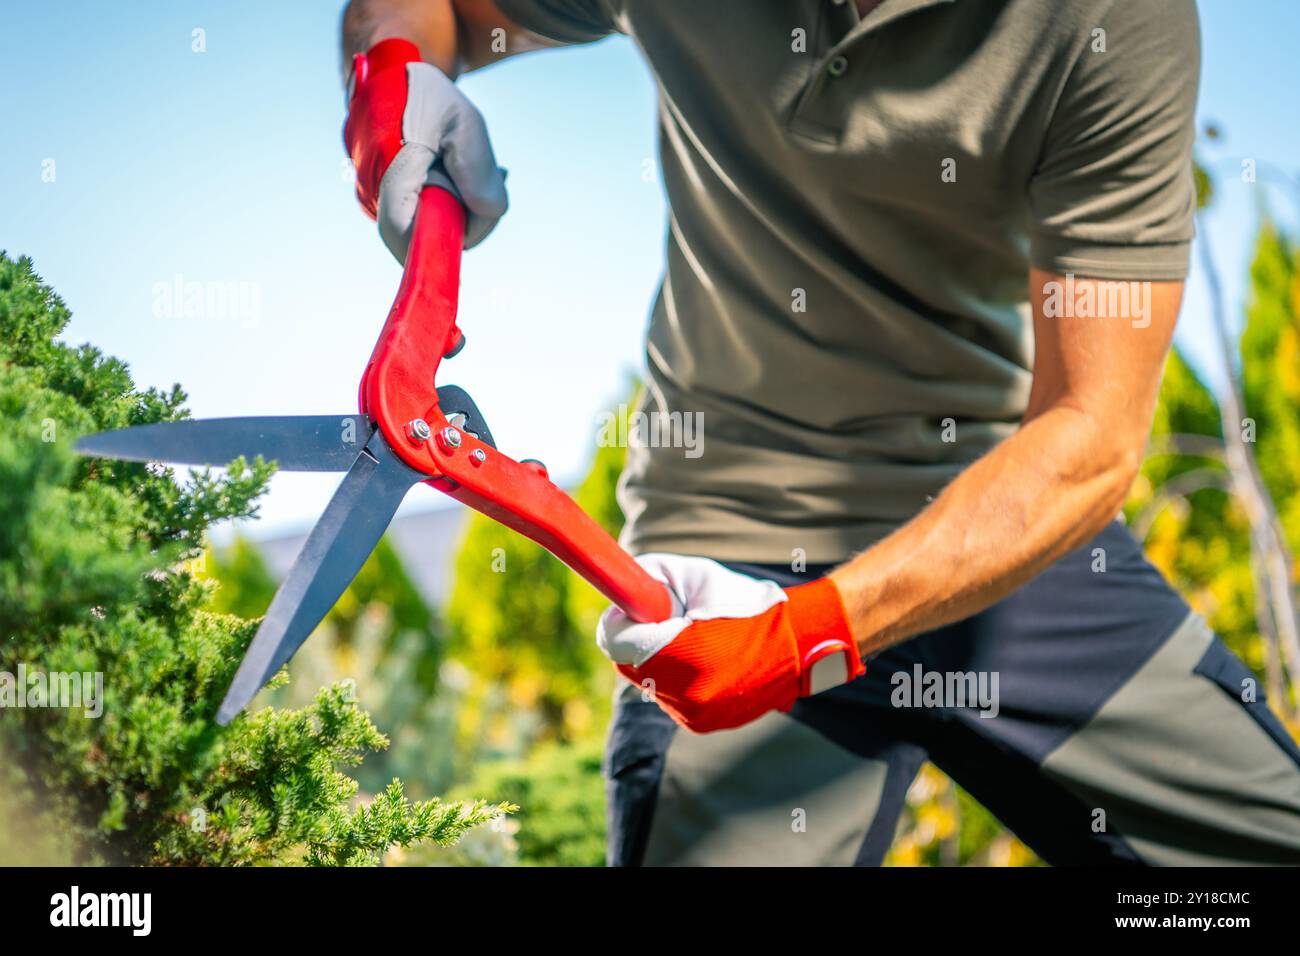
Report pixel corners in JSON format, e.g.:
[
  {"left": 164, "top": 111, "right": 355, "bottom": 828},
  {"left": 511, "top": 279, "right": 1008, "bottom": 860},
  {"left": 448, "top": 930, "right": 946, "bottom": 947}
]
[{"left": 604, "top": 521, "right": 1300, "bottom": 865}]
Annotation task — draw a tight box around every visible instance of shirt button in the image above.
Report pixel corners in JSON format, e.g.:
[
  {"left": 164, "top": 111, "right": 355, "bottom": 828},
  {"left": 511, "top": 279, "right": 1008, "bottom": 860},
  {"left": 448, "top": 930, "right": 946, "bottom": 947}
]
[{"left": 827, "top": 54, "right": 849, "bottom": 77}]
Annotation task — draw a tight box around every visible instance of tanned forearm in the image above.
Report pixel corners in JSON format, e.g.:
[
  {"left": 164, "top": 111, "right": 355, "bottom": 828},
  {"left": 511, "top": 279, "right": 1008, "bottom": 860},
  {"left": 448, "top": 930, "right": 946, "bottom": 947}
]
[
  {"left": 830, "top": 273, "right": 1183, "bottom": 657},
  {"left": 341, "top": 0, "right": 547, "bottom": 83},
  {"left": 830, "top": 405, "right": 1139, "bottom": 656}
]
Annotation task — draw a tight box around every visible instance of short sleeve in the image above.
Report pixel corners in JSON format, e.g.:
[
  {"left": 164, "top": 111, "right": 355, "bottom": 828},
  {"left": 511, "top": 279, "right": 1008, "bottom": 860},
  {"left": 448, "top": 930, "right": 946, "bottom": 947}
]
[
  {"left": 1029, "top": 0, "right": 1201, "bottom": 281},
  {"left": 494, "top": 0, "right": 620, "bottom": 45}
]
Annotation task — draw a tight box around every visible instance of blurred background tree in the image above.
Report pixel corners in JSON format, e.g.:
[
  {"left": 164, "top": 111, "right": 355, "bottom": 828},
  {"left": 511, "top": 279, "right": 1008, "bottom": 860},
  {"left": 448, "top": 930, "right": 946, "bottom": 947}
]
[{"left": 1127, "top": 148, "right": 1300, "bottom": 722}]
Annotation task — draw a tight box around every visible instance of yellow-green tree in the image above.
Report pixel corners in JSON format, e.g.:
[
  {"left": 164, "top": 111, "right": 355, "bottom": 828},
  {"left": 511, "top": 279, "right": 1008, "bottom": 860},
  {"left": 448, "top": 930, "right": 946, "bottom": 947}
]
[
  {"left": 1129, "top": 217, "right": 1300, "bottom": 719},
  {"left": 444, "top": 394, "right": 632, "bottom": 759}
]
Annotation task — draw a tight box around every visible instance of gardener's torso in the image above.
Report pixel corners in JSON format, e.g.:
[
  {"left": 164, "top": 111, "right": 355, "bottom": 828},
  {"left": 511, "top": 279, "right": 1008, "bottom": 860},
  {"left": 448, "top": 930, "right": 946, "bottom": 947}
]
[{"left": 497, "top": 0, "right": 1198, "bottom": 563}]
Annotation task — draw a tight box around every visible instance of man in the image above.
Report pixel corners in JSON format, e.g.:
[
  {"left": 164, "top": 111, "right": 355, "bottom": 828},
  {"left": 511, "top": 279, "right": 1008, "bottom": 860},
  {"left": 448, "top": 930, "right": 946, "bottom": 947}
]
[{"left": 342, "top": 0, "right": 1300, "bottom": 865}]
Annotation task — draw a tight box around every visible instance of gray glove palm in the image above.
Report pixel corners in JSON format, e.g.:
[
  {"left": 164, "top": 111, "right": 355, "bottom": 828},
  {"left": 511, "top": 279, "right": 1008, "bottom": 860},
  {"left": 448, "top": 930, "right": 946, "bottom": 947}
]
[{"left": 347, "top": 47, "right": 508, "bottom": 263}]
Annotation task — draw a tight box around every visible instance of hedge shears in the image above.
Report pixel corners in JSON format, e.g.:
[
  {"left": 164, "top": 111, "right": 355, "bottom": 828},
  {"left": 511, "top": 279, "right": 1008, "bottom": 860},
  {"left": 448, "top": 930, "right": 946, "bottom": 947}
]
[{"left": 77, "top": 185, "right": 673, "bottom": 724}]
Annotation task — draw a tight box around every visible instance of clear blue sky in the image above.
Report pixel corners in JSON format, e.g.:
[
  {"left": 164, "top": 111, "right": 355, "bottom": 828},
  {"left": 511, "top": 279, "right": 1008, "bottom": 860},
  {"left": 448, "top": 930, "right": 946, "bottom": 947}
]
[{"left": 2, "top": 1, "right": 1297, "bottom": 537}]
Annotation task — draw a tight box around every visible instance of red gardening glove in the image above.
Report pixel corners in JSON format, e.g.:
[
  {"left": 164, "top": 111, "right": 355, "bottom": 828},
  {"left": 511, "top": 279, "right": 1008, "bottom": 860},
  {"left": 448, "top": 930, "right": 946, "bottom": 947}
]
[
  {"left": 343, "top": 38, "right": 507, "bottom": 261},
  {"left": 597, "top": 554, "right": 865, "bottom": 733}
]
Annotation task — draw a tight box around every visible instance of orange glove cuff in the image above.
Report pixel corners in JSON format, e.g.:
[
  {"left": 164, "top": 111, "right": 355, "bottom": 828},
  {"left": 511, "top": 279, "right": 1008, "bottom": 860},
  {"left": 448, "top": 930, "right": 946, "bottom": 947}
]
[{"left": 785, "top": 577, "right": 865, "bottom": 698}]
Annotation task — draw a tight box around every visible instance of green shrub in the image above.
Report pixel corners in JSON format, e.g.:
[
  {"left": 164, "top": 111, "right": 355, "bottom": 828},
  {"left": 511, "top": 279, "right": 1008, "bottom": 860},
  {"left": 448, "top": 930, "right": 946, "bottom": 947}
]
[
  {"left": 0, "top": 252, "right": 504, "bottom": 865},
  {"left": 415, "top": 738, "right": 607, "bottom": 867}
]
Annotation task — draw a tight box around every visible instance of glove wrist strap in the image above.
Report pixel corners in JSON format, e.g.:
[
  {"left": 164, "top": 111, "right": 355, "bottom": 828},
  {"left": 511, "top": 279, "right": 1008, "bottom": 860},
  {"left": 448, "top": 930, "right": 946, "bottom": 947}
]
[{"left": 785, "top": 578, "right": 865, "bottom": 697}]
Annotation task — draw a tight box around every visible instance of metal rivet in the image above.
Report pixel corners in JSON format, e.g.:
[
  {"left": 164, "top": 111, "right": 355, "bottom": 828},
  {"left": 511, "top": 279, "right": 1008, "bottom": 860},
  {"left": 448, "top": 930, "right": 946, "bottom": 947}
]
[
  {"left": 407, "top": 419, "right": 432, "bottom": 442},
  {"left": 440, "top": 426, "right": 462, "bottom": 449},
  {"left": 827, "top": 55, "right": 849, "bottom": 77},
  {"left": 472, "top": 448, "right": 487, "bottom": 464}
]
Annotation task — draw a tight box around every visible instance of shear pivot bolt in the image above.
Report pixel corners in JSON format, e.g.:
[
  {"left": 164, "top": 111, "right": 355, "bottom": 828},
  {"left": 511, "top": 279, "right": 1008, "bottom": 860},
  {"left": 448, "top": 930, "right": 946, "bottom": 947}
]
[
  {"left": 438, "top": 426, "right": 463, "bottom": 451},
  {"left": 407, "top": 419, "right": 432, "bottom": 442}
]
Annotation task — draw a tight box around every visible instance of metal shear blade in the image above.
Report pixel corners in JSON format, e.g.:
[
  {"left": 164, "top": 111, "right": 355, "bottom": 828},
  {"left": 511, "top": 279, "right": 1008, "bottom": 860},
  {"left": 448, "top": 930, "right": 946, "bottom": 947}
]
[
  {"left": 215, "top": 428, "right": 426, "bottom": 723},
  {"left": 74, "top": 415, "right": 374, "bottom": 472},
  {"left": 76, "top": 414, "right": 432, "bottom": 723}
]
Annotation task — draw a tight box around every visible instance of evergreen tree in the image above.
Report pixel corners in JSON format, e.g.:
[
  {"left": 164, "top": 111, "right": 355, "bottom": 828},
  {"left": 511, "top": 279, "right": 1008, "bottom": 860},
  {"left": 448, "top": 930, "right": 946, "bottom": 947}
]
[{"left": 0, "top": 252, "right": 504, "bottom": 865}]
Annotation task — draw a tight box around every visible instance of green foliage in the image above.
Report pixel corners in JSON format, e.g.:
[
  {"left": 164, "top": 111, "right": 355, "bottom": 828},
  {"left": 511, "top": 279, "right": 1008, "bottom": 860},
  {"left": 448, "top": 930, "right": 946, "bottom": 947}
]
[
  {"left": 0, "top": 252, "right": 501, "bottom": 864},
  {"left": 212, "top": 534, "right": 461, "bottom": 799},
  {"left": 439, "top": 439, "right": 626, "bottom": 754},
  {"left": 1240, "top": 222, "right": 1300, "bottom": 546},
  {"left": 322, "top": 537, "right": 457, "bottom": 797},
  {"left": 1193, "top": 159, "right": 1214, "bottom": 211},
  {"left": 1125, "top": 221, "right": 1300, "bottom": 681},
  {"left": 1133, "top": 347, "right": 1234, "bottom": 542},
  {"left": 467, "top": 739, "right": 605, "bottom": 866},
  {"left": 327, "top": 536, "right": 443, "bottom": 697},
  {"left": 428, "top": 739, "right": 606, "bottom": 867},
  {"left": 307, "top": 778, "right": 503, "bottom": 867},
  {"left": 441, "top": 394, "right": 641, "bottom": 753},
  {"left": 205, "top": 536, "right": 277, "bottom": 619},
  {"left": 419, "top": 391, "right": 640, "bottom": 864}
]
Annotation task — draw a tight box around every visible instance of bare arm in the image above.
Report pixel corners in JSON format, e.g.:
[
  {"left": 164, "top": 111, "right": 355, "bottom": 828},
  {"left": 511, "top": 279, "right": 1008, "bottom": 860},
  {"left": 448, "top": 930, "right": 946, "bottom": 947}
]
[
  {"left": 830, "top": 270, "right": 1184, "bottom": 655},
  {"left": 341, "top": 0, "right": 555, "bottom": 80}
]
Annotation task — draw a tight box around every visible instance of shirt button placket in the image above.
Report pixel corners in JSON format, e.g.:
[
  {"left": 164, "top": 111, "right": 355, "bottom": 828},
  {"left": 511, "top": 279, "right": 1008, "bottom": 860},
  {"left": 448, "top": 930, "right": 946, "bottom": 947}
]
[{"left": 789, "top": 1, "right": 857, "bottom": 141}]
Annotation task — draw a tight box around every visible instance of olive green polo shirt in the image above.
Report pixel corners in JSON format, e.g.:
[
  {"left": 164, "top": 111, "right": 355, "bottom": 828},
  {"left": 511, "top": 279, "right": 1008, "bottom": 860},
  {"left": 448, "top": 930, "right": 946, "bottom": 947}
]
[{"left": 495, "top": 0, "right": 1201, "bottom": 563}]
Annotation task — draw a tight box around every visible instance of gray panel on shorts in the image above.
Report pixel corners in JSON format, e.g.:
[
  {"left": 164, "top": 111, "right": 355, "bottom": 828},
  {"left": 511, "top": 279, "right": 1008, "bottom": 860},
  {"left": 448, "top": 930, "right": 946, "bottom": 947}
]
[
  {"left": 643, "top": 711, "right": 884, "bottom": 866},
  {"left": 1041, "top": 612, "right": 1300, "bottom": 865}
]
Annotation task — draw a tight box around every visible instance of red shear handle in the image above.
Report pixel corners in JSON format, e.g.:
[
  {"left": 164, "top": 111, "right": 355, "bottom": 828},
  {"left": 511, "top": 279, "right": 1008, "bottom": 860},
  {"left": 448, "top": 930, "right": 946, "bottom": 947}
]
[
  {"left": 362, "top": 186, "right": 674, "bottom": 624},
  {"left": 360, "top": 186, "right": 466, "bottom": 413},
  {"left": 443, "top": 475, "right": 675, "bottom": 624}
]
